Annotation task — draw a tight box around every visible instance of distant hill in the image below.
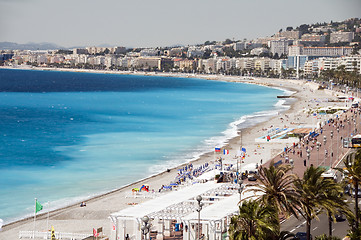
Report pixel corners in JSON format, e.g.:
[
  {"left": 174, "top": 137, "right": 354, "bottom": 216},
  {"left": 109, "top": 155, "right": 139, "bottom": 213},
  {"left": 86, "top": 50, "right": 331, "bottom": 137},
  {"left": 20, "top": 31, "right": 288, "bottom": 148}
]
[{"left": 0, "top": 42, "right": 64, "bottom": 50}]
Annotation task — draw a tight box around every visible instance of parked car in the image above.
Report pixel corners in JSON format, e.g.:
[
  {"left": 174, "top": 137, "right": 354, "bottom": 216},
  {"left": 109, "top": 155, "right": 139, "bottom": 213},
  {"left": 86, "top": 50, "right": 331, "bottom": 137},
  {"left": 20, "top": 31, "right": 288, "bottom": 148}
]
[
  {"left": 294, "top": 232, "right": 312, "bottom": 240},
  {"left": 335, "top": 210, "right": 345, "bottom": 222},
  {"left": 344, "top": 184, "right": 351, "bottom": 195},
  {"left": 351, "top": 188, "right": 361, "bottom": 197}
]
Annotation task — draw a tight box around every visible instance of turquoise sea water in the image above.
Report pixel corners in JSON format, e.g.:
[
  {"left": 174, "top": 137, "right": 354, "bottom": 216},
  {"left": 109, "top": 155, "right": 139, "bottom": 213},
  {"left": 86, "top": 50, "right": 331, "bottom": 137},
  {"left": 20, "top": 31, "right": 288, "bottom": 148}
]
[{"left": 0, "top": 69, "right": 286, "bottom": 223}]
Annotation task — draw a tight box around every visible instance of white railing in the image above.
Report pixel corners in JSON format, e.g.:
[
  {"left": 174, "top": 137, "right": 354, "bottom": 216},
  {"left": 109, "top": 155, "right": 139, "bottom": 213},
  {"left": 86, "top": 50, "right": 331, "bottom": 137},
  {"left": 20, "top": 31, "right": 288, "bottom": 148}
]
[{"left": 19, "top": 231, "right": 90, "bottom": 240}]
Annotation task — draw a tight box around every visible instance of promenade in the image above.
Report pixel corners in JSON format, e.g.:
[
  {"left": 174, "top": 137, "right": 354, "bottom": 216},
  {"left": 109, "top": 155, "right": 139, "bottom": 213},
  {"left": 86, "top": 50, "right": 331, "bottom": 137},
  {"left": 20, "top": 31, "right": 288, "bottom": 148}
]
[{"left": 268, "top": 107, "right": 359, "bottom": 178}]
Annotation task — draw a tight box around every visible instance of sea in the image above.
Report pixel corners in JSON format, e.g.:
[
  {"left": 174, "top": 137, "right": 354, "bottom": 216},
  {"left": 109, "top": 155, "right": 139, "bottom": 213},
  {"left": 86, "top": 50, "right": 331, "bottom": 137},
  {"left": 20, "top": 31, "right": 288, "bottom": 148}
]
[{"left": 0, "top": 68, "right": 289, "bottom": 223}]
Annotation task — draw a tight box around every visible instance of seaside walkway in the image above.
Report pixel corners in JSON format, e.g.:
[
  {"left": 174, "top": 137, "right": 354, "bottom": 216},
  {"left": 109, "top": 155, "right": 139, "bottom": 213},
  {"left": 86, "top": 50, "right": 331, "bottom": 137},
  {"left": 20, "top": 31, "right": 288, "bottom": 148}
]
[{"left": 267, "top": 107, "right": 359, "bottom": 178}]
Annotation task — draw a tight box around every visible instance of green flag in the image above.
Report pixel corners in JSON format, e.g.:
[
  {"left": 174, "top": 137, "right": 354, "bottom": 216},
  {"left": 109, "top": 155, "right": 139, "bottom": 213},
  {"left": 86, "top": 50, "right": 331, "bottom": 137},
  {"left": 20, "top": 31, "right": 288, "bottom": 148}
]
[{"left": 35, "top": 200, "right": 43, "bottom": 213}]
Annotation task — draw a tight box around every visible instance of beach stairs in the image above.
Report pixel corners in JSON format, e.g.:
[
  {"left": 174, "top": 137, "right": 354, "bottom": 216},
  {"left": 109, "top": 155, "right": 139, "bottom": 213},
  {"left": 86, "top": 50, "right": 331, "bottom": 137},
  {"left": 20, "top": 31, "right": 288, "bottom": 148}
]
[{"left": 18, "top": 230, "right": 90, "bottom": 240}]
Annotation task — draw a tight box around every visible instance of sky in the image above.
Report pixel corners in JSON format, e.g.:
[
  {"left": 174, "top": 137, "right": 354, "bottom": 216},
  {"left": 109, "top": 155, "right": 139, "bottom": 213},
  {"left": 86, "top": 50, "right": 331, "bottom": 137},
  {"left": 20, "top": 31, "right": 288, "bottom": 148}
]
[{"left": 0, "top": 0, "right": 360, "bottom": 48}]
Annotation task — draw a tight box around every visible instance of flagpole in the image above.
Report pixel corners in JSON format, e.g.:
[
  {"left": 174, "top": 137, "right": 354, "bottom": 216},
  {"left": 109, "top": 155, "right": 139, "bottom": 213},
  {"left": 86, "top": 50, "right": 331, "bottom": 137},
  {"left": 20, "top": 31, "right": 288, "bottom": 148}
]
[
  {"left": 34, "top": 198, "right": 37, "bottom": 238},
  {"left": 240, "top": 131, "right": 242, "bottom": 178}
]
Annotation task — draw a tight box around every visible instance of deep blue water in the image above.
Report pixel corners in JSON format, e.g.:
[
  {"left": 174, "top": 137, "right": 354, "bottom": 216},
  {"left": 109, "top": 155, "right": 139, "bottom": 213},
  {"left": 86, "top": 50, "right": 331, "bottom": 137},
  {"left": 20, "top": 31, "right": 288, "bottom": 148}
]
[{"left": 0, "top": 69, "right": 285, "bottom": 222}]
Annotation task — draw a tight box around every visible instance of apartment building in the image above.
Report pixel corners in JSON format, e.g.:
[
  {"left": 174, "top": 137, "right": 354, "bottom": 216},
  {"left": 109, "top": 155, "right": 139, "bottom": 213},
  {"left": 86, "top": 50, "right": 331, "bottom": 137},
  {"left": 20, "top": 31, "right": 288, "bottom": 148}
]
[
  {"left": 303, "top": 60, "right": 319, "bottom": 76},
  {"left": 254, "top": 58, "right": 270, "bottom": 72},
  {"left": 275, "top": 30, "right": 301, "bottom": 39},
  {"left": 289, "top": 45, "right": 353, "bottom": 57},
  {"left": 173, "top": 59, "right": 196, "bottom": 71},
  {"left": 301, "top": 34, "right": 326, "bottom": 42},
  {"left": 330, "top": 32, "right": 355, "bottom": 43},
  {"left": 270, "top": 39, "right": 293, "bottom": 56},
  {"left": 135, "top": 57, "right": 161, "bottom": 69}
]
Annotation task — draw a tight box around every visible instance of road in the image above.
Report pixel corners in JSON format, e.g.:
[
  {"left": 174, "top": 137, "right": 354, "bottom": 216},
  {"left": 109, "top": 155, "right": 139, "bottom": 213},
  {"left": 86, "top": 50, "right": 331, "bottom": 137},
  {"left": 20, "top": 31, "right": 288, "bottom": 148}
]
[
  {"left": 281, "top": 197, "right": 358, "bottom": 238},
  {"left": 280, "top": 149, "right": 359, "bottom": 239}
]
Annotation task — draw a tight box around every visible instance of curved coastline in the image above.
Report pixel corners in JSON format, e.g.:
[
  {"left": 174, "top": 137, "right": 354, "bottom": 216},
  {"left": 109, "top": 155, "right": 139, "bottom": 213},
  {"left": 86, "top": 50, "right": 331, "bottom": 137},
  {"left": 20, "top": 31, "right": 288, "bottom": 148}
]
[{"left": 1, "top": 67, "right": 323, "bottom": 238}]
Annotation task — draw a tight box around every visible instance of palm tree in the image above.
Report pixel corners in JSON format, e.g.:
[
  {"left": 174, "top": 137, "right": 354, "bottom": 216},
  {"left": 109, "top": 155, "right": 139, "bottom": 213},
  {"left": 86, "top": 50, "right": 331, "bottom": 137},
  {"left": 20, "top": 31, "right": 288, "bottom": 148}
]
[
  {"left": 323, "top": 187, "right": 350, "bottom": 237},
  {"left": 314, "top": 234, "right": 341, "bottom": 240},
  {"left": 228, "top": 200, "right": 278, "bottom": 240},
  {"left": 338, "top": 150, "right": 361, "bottom": 230},
  {"left": 294, "top": 166, "right": 345, "bottom": 240},
  {"left": 247, "top": 162, "right": 300, "bottom": 221}
]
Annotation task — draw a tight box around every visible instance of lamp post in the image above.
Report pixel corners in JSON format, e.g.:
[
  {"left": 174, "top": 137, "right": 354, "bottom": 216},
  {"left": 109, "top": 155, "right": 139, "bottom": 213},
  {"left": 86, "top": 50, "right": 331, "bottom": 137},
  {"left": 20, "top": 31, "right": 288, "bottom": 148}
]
[
  {"left": 306, "top": 148, "right": 310, "bottom": 163},
  {"left": 141, "top": 216, "right": 150, "bottom": 240},
  {"left": 354, "top": 119, "right": 357, "bottom": 135},
  {"left": 330, "top": 130, "right": 333, "bottom": 167},
  {"left": 196, "top": 195, "right": 203, "bottom": 240},
  {"left": 323, "top": 136, "right": 327, "bottom": 165},
  {"left": 337, "top": 127, "right": 339, "bottom": 163},
  {"left": 316, "top": 141, "right": 320, "bottom": 166},
  {"left": 238, "top": 180, "right": 244, "bottom": 203}
]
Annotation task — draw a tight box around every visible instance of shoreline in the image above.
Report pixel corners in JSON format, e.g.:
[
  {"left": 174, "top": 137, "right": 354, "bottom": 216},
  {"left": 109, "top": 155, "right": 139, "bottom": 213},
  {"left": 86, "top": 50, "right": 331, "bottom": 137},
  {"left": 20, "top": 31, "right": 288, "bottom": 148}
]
[
  {"left": 1, "top": 68, "right": 293, "bottom": 224},
  {"left": 0, "top": 67, "right": 347, "bottom": 239}
]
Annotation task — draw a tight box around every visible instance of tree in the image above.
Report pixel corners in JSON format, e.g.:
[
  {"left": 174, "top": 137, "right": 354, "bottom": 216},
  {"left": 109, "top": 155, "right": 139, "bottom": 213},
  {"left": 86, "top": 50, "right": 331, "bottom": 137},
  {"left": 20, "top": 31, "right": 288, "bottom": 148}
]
[
  {"left": 338, "top": 150, "right": 361, "bottom": 231},
  {"left": 224, "top": 38, "right": 233, "bottom": 44},
  {"left": 228, "top": 200, "right": 279, "bottom": 240},
  {"left": 247, "top": 162, "right": 300, "bottom": 227},
  {"left": 294, "top": 166, "right": 345, "bottom": 240},
  {"left": 314, "top": 234, "right": 341, "bottom": 240}
]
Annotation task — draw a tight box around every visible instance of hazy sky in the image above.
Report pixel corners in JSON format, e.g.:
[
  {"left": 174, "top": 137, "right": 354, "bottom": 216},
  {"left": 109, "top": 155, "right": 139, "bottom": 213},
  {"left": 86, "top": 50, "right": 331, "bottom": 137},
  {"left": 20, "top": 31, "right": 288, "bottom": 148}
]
[{"left": 0, "top": 0, "right": 360, "bottom": 48}]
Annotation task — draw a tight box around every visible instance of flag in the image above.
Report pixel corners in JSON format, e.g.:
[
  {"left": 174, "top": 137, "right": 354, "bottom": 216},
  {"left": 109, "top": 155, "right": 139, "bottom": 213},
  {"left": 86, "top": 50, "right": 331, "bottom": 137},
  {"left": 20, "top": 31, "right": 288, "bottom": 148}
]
[
  {"left": 223, "top": 149, "right": 229, "bottom": 155},
  {"left": 93, "top": 228, "right": 99, "bottom": 237},
  {"left": 215, "top": 148, "right": 221, "bottom": 153},
  {"left": 35, "top": 200, "right": 43, "bottom": 213}
]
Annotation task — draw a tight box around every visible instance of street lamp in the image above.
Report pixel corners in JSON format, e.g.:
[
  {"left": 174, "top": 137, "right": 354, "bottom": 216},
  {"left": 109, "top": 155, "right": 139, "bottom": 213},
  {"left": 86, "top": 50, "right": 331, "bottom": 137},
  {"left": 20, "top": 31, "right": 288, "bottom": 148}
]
[
  {"left": 316, "top": 141, "right": 320, "bottom": 166},
  {"left": 141, "top": 216, "right": 151, "bottom": 240},
  {"left": 330, "top": 131, "right": 333, "bottom": 167},
  {"left": 238, "top": 180, "right": 244, "bottom": 202},
  {"left": 306, "top": 148, "right": 310, "bottom": 162},
  {"left": 323, "top": 136, "right": 327, "bottom": 165},
  {"left": 337, "top": 127, "right": 339, "bottom": 163},
  {"left": 196, "top": 195, "right": 204, "bottom": 240}
]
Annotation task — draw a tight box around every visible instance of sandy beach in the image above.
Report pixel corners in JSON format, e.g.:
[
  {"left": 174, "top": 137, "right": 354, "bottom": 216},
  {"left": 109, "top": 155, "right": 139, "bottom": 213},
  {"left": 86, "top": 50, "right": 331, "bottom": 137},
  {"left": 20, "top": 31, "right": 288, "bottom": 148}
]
[{"left": 0, "top": 69, "right": 350, "bottom": 239}]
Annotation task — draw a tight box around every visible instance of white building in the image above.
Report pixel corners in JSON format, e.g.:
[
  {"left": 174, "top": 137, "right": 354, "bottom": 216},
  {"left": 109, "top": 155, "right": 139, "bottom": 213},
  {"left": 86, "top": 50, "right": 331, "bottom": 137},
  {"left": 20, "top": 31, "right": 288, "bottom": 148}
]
[
  {"left": 187, "top": 47, "right": 204, "bottom": 58},
  {"left": 270, "top": 39, "right": 293, "bottom": 56},
  {"left": 330, "top": 32, "right": 355, "bottom": 43},
  {"left": 289, "top": 45, "right": 353, "bottom": 57}
]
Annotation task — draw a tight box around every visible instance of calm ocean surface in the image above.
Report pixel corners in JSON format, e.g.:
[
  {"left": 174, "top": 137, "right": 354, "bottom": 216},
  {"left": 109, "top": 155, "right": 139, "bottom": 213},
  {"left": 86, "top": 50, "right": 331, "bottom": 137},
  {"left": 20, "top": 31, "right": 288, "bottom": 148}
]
[{"left": 0, "top": 69, "right": 287, "bottom": 223}]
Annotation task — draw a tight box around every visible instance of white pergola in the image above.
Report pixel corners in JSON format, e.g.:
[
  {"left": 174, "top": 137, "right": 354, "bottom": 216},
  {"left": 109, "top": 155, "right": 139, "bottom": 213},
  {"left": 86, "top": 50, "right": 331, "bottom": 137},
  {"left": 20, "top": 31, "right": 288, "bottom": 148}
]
[
  {"left": 109, "top": 181, "right": 236, "bottom": 240},
  {"left": 181, "top": 186, "right": 262, "bottom": 240}
]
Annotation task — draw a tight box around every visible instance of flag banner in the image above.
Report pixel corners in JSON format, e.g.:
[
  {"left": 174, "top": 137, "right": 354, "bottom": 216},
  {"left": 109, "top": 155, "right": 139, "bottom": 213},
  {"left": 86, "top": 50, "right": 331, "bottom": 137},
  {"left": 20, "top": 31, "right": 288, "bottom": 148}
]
[
  {"left": 215, "top": 148, "right": 221, "bottom": 153},
  {"left": 93, "top": 228, "right": 99, "bottom": 237},
  {"left": 223, "top": 149, "right": 229, "bottom": 155},
  {"left": 35, "top": 200, "right": 43, "bottom": 213}
]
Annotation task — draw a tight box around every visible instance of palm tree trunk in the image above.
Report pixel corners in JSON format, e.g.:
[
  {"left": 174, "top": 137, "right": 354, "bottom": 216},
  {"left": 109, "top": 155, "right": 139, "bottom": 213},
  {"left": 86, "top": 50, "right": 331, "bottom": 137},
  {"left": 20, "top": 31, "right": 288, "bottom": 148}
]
[
  {"left": 328, "top": 212, "right": 332, "bottom": 237},
  {"left": 356, "top": 178, "right": 359, "bottom": 230},
  {"left": 307, "top": 215, "right": 311, "bottom": 240}
]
